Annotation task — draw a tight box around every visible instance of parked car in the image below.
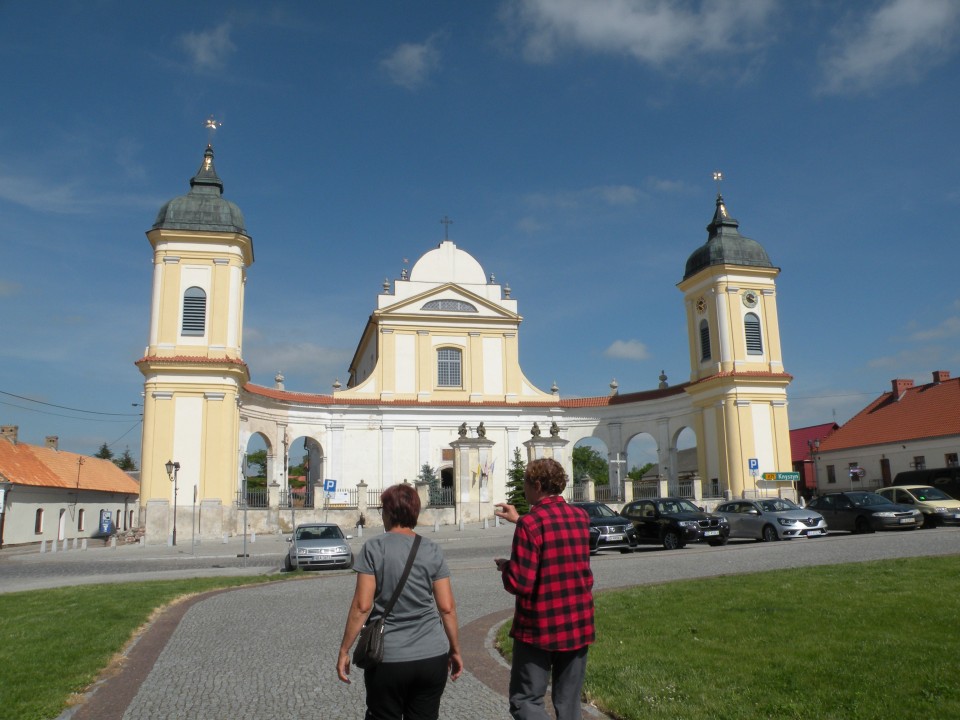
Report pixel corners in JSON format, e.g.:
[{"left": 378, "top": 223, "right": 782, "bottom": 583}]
[
  {"left": 620, "top": 497, "right": 730, "bottom": 550},
  {"left": 893, "top": 467, "right": 960, "bottom": 500},
  {"left": 715, "top": 497, "right": 828, "bottom": 541},
  {"left": 285, "top": 522, "right": 353, "bottom": 571},
  {"left": 572, "top": 501, "right": 638, "bottom": 554},
  {"left": 807, "top": 491, "right": 922, "bottom": 533},
  {"left": 877, "top": 485, "right": 960, "bottom": 528}
]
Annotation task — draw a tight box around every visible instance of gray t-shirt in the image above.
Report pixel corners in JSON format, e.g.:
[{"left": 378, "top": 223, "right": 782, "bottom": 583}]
[{"left": 354, "top": 532, "right": 451, "bottom": 663}]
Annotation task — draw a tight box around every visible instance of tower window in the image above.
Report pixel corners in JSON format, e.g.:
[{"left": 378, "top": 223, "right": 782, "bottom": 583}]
[
  {"left": 744, "top": 313, "right": 763, "bottom": 355},
  {"left": 35, "top": 508, "right": 44, "bottom": 534},
  {"left": 422, "top": 299, "right": 478, "bottom": 312},
  {"left": 182, "top": 287, "right": 207, "bottom": 336},
  {"left": 699, "top": 320, "right": 711, "bottom": 361},
  {"left": 437, "top": 348, "right": 462, "bottom": 387}
]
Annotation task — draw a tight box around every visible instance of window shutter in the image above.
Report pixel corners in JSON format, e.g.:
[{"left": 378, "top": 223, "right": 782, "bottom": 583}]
[
  {"left": 699, "top": 320, "right": 711, "bottom": 361},
  {"left": 182, "top": 287, "right": 207, "bottom": 336},
  {"left": 744, "top": 313, "right": 763, "bottom": 355}
]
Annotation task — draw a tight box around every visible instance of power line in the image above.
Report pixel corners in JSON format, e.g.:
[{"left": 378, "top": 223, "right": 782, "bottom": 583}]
[
  {"left": 0, "top": 390, "right": 141, "bottom": 417},
  {"left": 0, "top": 399, "right": 139, "bottom": 423}
]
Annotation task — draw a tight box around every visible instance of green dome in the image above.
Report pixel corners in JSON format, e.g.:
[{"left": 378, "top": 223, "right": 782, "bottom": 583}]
[
  {"left": 683, "top": 195, "right": 773, "bottom": 280},
  {"left": 153, "top": 145, "right": 247, "bottom": 234}
]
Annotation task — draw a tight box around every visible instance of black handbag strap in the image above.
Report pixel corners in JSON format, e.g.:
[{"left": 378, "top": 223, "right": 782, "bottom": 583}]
[{"left": 381, "top": 534, "right": 421, "bottom": 619}]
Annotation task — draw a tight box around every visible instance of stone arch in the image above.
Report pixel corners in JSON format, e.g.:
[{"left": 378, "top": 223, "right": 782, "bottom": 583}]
[
  {"left": 242, "top": 431, "right": 273, "bottom": 506},
  {"left": 288, "top": 434, "right": 326, "bottom": 508}
]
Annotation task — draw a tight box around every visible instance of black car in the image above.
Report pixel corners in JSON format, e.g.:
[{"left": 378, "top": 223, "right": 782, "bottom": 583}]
[
  {"left": 807, "top": 491, "right": 922, "bottom": 533},
  {"left": 620, "top": 497, "right": 730, "bottom": 549},
  {"left": 571, "top": 501, "right": 638, "bottom": 554}
]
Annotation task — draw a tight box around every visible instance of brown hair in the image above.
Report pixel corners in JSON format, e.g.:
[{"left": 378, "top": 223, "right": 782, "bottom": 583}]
[
  {"left": 525, "top": 458, "right": 568, "bottom": 495},
  {"left": 381, "top": 483, "right": 421, "bottom": 529}
]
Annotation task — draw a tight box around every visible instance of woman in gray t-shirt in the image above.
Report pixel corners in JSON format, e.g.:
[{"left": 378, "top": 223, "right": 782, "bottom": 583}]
[{"left": 337, "top": 484, "right": 462, "bottom": 719}]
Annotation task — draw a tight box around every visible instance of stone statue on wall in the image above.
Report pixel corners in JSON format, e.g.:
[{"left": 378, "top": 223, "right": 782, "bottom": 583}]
[
  {"left": 458, "top": 422, "right": 468, "bottom": 438},
  {"left": 531, "top": 422, "right": 541, "bottom": 438},
  {"left": 549, "top": 421, "right": 560, "bottom": 437},
  {"left": 477, "top": 422, "right": 486, "bottom": 438}
]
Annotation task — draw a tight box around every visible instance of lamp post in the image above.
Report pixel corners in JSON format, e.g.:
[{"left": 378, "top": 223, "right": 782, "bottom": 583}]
[
  {"left": 806, "top": 439, "right": 820, "bottom": 500},
  {"left": 0, "top": 479, "right": 11, "bottom": 549},
  {"left": 165, "top": 460, "right": 180, "bottom": 546}
]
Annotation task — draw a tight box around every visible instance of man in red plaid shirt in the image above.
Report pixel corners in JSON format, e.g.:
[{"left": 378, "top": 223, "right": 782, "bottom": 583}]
[{"left": 495, "top": 457, "right": 594, "bottom": 720}]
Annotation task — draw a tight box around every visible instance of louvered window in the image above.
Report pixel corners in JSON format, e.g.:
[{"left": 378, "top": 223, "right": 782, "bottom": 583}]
[
  {"left": 182, "top": 287, "right": 207, "bottom": 336},
  {"left": 437, "top": 348, "right": 462, "bottom": 387},
  {"left": 699, "top": 320, "right": 711, "bottom": 361},
  {"left": 744, "top": 313, "right": 763, "bottom": 355}
]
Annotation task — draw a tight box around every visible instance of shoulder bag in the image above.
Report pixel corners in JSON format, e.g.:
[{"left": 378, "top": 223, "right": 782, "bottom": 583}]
[{"left": 352, "top": 534, "right": 422, "bottom": 669}]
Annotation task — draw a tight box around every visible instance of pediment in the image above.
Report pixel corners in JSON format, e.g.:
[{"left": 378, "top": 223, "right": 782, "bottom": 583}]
[{"left": 378, "top": 283, "right": 519, "bottom": 321}]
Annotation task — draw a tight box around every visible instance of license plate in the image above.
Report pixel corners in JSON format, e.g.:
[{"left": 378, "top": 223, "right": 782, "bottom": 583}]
[
  {"left": 704, "top": 530, "right": 720, "bottom": 536},
  {"left": 899, "top": 518, "right": 915, "bottom": 524},
  {"left": 607, "top": 534, "right": 624, "bottom": 542},
  {"left": 807, "top": 529, "right": 825, "bottom": 535}
]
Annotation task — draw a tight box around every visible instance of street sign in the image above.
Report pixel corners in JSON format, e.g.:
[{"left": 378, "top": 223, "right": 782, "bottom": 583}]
[
  {"left": 762, "top": 472, "right": 776, "bottom": 481},
  {"left": 761, "top": 472, "right": 800, "bottom": 482},
  {"left": 323, "top": 479, "right": 337, "bottom": 493},
  {"left": 748, "top": 458, "right": 759, "bottom": 471}
]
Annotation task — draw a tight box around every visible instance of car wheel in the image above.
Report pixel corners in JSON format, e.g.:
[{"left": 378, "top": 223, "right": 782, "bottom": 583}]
[
  {"left": 921, "top": 514, "right": 939, "bottom": 529},
  {"left": 708, "top": 537, "right": 728, "bottom": 547},
  {"left": 761, "top": 524, "right": 778, "bottom": 542},
  {"left": 662, "top": 531, "right": 684, "bottom": 550},
  {"left": 854, "top": 516, "right": 874, "bottom": 534},
  {"left": 283, "top": 554, "right": 293, "bottom": 572}
]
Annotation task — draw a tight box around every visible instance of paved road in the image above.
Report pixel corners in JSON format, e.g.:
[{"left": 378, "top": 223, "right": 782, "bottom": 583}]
[{"left": 3, "top": 524, "right": 956, "bottom": 719}]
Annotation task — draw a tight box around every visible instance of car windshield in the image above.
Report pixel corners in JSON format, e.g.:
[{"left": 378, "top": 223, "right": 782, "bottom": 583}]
[
  {"left": 584, "top": 503, "right": 617, "bottom": 518},
  {"left": 912, "top": 487, "right": 952, "bottom": 501},
  {"left": 657, "top": 499, "right": 700, "bottom": 514},
  {"left": 296, "top": 526, "right": 343, "bottom": 541},
  {"left": 849, "top": 492, "right": 891, "bottom": 507},
  {"left": 758, "top": 498, "right": 798, "bottom": 512}
]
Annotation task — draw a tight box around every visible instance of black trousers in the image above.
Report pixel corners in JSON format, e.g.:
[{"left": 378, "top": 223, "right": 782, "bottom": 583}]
[{"left": 363, "top": 653, "right": 449, "bottom": 720}]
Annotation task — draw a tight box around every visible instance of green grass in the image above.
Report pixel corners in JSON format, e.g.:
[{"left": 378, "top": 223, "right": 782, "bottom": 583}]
[
  {"left": 497, "top": 556, "right": 960, "bottom": 720},
  {"left": 0, "top": 574, "right": 298, "bottom": 720}
]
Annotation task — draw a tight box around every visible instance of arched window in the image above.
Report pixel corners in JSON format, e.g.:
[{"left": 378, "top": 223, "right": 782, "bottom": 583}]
[
  {"left": 34, "top": 508, "right": 44, "bottom": 534},
  {"left": 437, "top": 347, "right": 462, "bottom": 387},
  {"left": 422, "top": 299, "right": 478, "bottom": 312},
  {"left": 699, "top": 319, "right": 711, "bottom": 361},
  {"left": 744, "top": 313, "right": 763, "bottom": 355},
  {"left": 181, "top": 286, "right": 207, "bottom": 336},
  {"left": 78, "top": 508, "right": 86, "bottom": 531}
]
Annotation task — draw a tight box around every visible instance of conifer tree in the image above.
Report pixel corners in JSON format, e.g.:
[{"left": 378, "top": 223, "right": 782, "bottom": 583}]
[
  {"left": 417, "top": 463, "right": 441, "bottom": 504},
  {"left": 505, "top": 448, "right": 529, "bottom": 514}
]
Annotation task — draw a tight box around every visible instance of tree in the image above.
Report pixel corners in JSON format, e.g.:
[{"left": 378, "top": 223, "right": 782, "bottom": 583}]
[
  {"left": 505, "top": 448, "right": 529, "bottom": 515},
  {"left": 94, "top": 442, "right": 113, "bottom": 461},
  {"left": 572, "top": 445, "right": 609, "bottom": 485},
  {"left": 113, "top": 447, "right": 138, "bottom": 471},
  {"left": 627, "top": 463, "right": 655, "bottom": 481},
  {"left": 417, "top": 463, "right": 442, "bottom": 504},
  {"left": 246, "top": 449, "right": 267, "bottom": 478}
]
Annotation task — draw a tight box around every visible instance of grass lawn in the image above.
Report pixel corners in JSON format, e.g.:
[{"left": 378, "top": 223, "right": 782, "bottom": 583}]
[
  {"left": 498, "top": 555, "right": 960, "bottom": 720},
  {"left": 0, "top": 574, "right": 299, "bottom": 720}
]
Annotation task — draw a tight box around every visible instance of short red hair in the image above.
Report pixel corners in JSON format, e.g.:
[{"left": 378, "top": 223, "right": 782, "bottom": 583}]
[{"left": 381, "top": 483, "right": 421, "bottom": 529}]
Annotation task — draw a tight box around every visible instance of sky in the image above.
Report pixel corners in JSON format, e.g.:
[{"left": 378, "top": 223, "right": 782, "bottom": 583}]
[{"left": 2, "top": 0, "right": 959, "bottom": 463}]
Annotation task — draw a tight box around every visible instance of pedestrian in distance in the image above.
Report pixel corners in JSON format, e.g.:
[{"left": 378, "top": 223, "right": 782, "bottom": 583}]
[
  {"left": 338, "top": 483, "right": 463, "bottom": 720},
  {"left": 494, "top": 458, "right": 594, "bottom": 720}
]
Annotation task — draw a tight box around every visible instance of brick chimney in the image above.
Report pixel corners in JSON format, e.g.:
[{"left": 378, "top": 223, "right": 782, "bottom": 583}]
[
  {"left": 933, "top": 370, "right": 951, "bottom": 384},
  {"left": 45, "top": 435, "right": 59, "bottom": 450},
  {"left": 0, "top": 425, "right": 17, "bottom": 444},
  {"left": 891, "top": 379, "right": 914, "bottom": 398}
]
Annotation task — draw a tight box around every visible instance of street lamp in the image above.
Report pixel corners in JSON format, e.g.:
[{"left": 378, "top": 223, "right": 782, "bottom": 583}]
[
  {"left": 806, "top": 439, "right": 820, "bottom": 500},
  {"left": 165, "top": 460, "right": 180, "bottom": 546},
  {"left": 0, "top": 479, "right": 11, "bottom": 549}
]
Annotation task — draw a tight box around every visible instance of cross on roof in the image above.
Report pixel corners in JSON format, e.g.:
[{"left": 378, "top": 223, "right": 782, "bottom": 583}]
[{"left": 440, "top": 215, "right": 453, "bottom": 240}]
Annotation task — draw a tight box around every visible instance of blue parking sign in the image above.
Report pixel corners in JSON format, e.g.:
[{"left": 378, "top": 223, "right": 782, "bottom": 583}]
[
  {"left": 748, "top": 458, "right": 759, "bottom": 471},
  {"left": 323, "top": 479, "right": 337, "bottom": 493}
]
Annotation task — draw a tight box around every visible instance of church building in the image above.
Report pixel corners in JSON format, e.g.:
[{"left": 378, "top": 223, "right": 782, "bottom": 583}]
[{"left": 135, "top": 144, "right": 794, "bottom": 543}]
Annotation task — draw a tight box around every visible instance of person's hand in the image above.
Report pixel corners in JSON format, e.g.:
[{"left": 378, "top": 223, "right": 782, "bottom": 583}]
[
  {"left": 448, "top": 650, "right": 464, "bottom": 681},
  {"left": 336, "top": 649, "right": 352, "bottom": 683},
  {"left": 494, "top": 503, "right": 519, "bottom": 524},
  {"left": 494, "top": 557, "right": 508, "bottom": 572}
]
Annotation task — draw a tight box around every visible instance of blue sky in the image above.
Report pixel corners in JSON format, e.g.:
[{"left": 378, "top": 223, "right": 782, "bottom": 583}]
[{"left": 2, "top": 0, "right": 959, "bottom": 461}]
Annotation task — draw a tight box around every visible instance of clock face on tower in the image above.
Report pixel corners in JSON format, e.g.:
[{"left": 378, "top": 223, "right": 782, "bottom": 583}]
[
  {"left": 743, "top": 291, "right": 758, "bottom": 308},
  {"left": 696, "top": 297, "right": 706, "bottom": 314}
]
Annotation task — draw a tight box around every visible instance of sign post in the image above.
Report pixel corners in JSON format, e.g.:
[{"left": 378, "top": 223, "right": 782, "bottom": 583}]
[{"left": 323, "top": 479, "right": 337, "bottom": 522}]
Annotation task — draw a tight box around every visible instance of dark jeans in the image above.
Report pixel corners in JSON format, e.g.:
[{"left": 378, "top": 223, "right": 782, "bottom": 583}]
[
  {"left": 363, "top": 653, "right": 449, "bottom": 720},
  {"left": 509, "top": 640, "right": 589, "bottom": 720}
]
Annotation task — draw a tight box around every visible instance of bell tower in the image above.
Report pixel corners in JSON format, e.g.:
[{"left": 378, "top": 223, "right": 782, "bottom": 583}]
[
  {"left": 136, "top": 143, "right": 253, "bottom": 542},
  {"left": 678, "top": 193, "right": 792, "bottom": 498}
]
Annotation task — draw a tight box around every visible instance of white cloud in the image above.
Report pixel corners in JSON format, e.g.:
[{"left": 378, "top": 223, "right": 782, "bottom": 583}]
[
  {"left": 818, "top": 0, "right": 960, "bottom": 94},
  {"left": 604, "top": 339, "right": 650, "bottom": 361},
  {"left": 244, "top": 339, "right": 353, "bottom": 389},
  {"left": 502, "top": 0, "right": 776, "bottom": 66},
  {"left": 906, "top": 315, "right": 960, "bottom": 341},
  {"left": 525, "top": 184, "right": 645, "bottom": 209},
  {"left": 179, "top": 22, "right": 236, "bottom": 73},
  {"left": 380, "top": 34, "right": 444, "bottom": 90}
]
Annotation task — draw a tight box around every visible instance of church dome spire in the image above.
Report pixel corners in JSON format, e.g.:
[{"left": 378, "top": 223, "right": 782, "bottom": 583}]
[
  {"left": 152, "top": 144, "right": 247, "bottom": 234},
  {"left": 682, "top": 193, "right": 773, "bottom": 280}
]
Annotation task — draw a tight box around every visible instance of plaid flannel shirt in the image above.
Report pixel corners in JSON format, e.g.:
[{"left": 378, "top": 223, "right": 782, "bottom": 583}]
[{"left": 500, "top": 494, "right": 595, "bottom": 651}]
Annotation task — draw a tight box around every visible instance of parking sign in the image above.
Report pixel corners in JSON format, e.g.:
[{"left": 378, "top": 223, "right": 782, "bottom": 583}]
[
  {"left": 323, "top": 479, "right": 337, "bottom": 493},
  {"left": 748, "top": 458, "right": 759, "bottom": 471}
]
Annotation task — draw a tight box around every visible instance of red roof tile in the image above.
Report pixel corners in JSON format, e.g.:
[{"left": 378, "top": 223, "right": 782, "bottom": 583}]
[
  {"left": 789, "top": 423, "right": 839, "bottom": 463},
  {"left": 818, "top": 374, "right": 960, "bottom": 452},
  {"left": 0, "top": 439, "right": 140, "bottom": 494}
]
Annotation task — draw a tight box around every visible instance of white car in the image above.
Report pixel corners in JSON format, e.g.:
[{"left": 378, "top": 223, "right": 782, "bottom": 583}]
[
  {"left": 285, "top": 523, "right": 353, "bottom": 571},
  {"left": 715, "top": 498, "right": 827, "bottom": 541}
]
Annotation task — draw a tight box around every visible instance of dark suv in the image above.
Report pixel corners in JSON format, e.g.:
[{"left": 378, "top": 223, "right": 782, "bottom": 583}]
[
  {"left": 571, "top": 501, "right": 638, "bottom": 554},
  {"left": 620, "top": 497, "right": 730, "bottom": 549}
]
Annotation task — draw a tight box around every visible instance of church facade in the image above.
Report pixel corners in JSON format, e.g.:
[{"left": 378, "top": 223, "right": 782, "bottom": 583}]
[{"left": 136, "top": 145, "right": 794, "bottom": 543}]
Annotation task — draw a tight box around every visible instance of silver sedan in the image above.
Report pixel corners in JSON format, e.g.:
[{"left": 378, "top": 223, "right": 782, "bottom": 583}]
[
  {"left": 715, "top": 498, "right": 827, "bottom": 541},
  {"left": 285, "top": 523, "right": 354, "bottom": 571}
]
